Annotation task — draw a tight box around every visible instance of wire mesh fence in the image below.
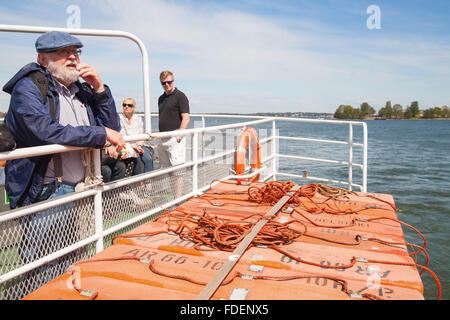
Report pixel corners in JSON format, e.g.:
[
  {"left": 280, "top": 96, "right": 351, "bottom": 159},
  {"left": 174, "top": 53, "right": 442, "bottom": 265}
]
[
  {"left": 0, "top": 117, "right": 365, "bottom": 300},
  {"left": 0, "top": 126, "right": 252, "bottom": 300}
]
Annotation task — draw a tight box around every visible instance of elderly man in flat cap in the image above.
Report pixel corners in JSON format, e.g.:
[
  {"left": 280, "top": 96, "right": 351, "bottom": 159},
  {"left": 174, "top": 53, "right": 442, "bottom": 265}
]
[
  {"left": 3, "top": 31, "right": 125, "bottom": 208},
  {"left": 2, "top": 31, "right": 125, "bottom": 294}
]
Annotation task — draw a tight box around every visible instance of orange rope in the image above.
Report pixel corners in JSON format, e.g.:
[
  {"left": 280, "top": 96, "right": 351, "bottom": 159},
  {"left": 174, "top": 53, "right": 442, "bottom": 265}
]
[
  {"left": 366, "top": 258, "right": 441, "bottom": 300},
  {"left": 69, "top": 255, "right": 382, "bottom": 300},
  {"left": 111, "top": 231, "right": 167, "bottom": 245},
  {"left": 191, "top": 195, "right": 267, "bottom": 207},
  {"left": 351, "top": 191, "right": 397, "bottom": 212},
  {"left": 162, "top": 211, "right": 304, "bottom": 251},
  {"left": 366, "top": 216, "right": 427, "bottom": 252},
  {"left": 292, "top": 208, "right": 357, "bottom": 229},
  {"left": 67, "top": 255, "right": 144, "bottom": 300},
  {"left": 147, "top": 258, "right": 380, "bottom": 300},
  {"left": 107, "top": 181, "right": 439, "bottom": 300},
  {"left": 269, "top": 245, "right": 358, "bottom": 269}
]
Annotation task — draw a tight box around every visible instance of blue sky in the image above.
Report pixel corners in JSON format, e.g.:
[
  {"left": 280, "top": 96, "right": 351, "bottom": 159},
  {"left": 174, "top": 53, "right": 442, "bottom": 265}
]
[{"left": 0, "top": 0, "right": 449, "bottom": 114}]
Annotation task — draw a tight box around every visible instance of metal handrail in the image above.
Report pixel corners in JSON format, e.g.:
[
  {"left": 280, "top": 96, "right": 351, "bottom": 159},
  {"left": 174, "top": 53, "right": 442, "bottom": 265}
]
[
  {"left": 189, "top": 114, "right": 368, "bottom": 191},
  {"left": 0, "top": 24, "right": 152, "bottom": 133},
  {"left": 0, "top": 25, "right": 368, "bottom": 299},
  {"left": 0, "top": 118, "right": 367, "bottom": 296}
]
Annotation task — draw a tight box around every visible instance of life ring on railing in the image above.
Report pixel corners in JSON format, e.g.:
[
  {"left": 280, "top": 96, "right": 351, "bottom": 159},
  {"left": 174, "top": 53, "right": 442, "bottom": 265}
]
[
  {"left": 235, "top": 127, "right": 261, "bottom": 185},
  {"left": 0, "top": 160, "right": 6, "bottom": 167}
]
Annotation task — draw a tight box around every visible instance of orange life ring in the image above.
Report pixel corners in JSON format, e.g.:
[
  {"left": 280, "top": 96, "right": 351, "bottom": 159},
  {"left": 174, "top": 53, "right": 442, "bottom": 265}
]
[
  {"left": 235, "top": 127, "right": 261, "bottom": 185},
  {"left": 0, "top": 160, "right": 6, "bottom": 167}
]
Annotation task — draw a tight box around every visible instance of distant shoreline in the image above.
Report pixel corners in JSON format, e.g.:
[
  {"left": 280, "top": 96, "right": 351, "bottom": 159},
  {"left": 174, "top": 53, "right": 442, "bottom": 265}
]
[
  {"left": 2, "top": 111, "right": 448, "bottom": 121},
  {"left": 205, "top": 113, "right": 450, "bottom": 120},
  {"left": 365, "top": 117, "right": 450, "bottom": 120},
  {"left": 192, "top": 113, "right": 450, "bottom": 120}
]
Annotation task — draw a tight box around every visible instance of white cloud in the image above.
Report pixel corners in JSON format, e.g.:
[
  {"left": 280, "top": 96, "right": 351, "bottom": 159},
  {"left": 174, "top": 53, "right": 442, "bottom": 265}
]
[{"left": 1, "top": 0, "right": 449, "bottom": 113}]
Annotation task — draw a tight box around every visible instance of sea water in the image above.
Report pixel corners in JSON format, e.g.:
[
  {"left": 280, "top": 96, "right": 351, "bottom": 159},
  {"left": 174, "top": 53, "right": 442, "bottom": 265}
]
[
  {"left": 203, "top": 117, "right": 449, "bottom": 300},
  {"left": 1, "top": 117, "right": 448, "bottom": 299}
]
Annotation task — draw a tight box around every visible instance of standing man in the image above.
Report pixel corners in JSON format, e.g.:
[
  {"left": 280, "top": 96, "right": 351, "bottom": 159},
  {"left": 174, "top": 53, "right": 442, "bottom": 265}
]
[
  {"left": 157, "top": 70, "right": 190, "bottom": 198},
  {"left": 4, "top": 31, "right": 124, "bottom": 209}
]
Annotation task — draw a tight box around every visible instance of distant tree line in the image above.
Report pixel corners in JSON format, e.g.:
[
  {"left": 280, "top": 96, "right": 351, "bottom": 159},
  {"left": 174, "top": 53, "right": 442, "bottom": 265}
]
[
  {"left": 334, "top": 101, "right": 450, "bottom": 119},
  {"left": 334, "top": 102, "right": 375, "bottom": 119},
  {"left": 422, "top": 106, "right": 450, "bottom": 119}
]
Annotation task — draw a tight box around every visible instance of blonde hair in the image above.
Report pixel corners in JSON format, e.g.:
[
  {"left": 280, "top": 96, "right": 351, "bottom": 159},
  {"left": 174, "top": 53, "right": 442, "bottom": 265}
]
[
  {"left": 123, "top": 97, "right": 136, "bottom": 106},
  {"left": 160, "top": 70, "right": 173, "bottom": 80}
]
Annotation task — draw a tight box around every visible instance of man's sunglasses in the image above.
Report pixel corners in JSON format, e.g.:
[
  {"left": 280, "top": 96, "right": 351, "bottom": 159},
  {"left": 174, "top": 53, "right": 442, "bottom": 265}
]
[
  {"left": 122, "top": 103, "right": 134, "bottom": 107},
  {"left": 161, "top": 80, "right": 174, "bottom": 85},
  {"left": 53, "top": 48, "right": 82, "bottom": 57}
]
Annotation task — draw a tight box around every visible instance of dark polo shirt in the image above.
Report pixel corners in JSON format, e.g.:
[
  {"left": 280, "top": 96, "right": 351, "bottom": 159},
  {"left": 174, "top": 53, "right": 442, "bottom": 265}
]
[{"left": 158, "top": 88, "right": 190, "bottom": 132}]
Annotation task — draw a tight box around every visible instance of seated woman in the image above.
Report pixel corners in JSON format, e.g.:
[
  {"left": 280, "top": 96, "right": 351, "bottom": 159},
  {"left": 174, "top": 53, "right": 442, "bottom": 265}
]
[{"left": 120, "top": 98, "right": 154, "bottom": 175}]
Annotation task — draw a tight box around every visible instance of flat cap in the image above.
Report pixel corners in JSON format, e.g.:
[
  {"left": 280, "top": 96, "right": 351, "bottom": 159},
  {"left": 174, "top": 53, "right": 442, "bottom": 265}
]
[{"left": 35, "top": 31, "right": 83, "bottom": 53}]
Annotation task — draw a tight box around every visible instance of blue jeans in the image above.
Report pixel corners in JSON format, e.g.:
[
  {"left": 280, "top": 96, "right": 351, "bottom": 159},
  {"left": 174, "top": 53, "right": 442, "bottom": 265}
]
[
  {"left": 101, "top": 159, "right": 126, "bottom": 182},
  {"left": 134, "top": 146, "right": 154, "bottom": 175},
  {"left": 37, "top": 180, "right": 76, "bottom": 202},
  {"left": 19, "top": 181, "right": 77, "bottom": 296}
]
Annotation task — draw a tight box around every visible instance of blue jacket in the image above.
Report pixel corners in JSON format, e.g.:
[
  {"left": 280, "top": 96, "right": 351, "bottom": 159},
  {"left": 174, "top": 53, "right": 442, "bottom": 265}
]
[{"left": 3, "top": 62, "right": 121, "bottom": 209}]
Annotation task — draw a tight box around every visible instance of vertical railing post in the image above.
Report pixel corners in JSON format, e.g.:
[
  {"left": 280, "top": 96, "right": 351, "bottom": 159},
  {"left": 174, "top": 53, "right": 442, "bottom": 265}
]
[
  {"left": 272, "top": 119, "right": 277, "bottom": 181},
  {"left": 93, "top": 149, "right": 104, "bottom": 253},
  {"left": 94, "top": 191, "right": 103, "bottom": 253},
  {"left": 362, "top": 122, "right": 368, "bottom": 192},
  {"left": 201, "top": 116, "right": 206, "bottom": 160},
  {"left": 348, "top": 123, "right": 353, "bottom": 191},
  {"left": 192, "top": 132, "right": 199, "bottom": 195}
]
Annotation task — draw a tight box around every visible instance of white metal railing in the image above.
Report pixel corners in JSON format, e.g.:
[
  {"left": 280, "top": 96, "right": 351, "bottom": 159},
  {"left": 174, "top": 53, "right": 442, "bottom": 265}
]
[
  {"left": 0, "top": 25, "right": 367, "bottom": 300},
  {"left": 0, "top": 115, "right": 367, "bottom": 299},
  {"left": 270, "top": 116, "right": 367, "bottom": 191},
  {"left": 0, "top": 24, "right": 152, "bottom": 133},
  {"left": 0, "top": 119, "right": 274, "bottom": 297},
  {"left": 189, "top": 114, "right": 367, "bottom": 192}
]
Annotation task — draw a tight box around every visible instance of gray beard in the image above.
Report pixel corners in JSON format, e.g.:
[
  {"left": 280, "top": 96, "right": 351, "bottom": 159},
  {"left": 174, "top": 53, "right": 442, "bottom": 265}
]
[{"left": 47, "top": 60, "right": 79, "bottom": 86}]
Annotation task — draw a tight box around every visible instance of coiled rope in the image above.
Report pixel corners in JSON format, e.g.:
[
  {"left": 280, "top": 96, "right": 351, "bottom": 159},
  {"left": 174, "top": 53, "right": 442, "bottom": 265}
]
[{"left": 154, "top": 210, "right": 305, "bottom": 251}]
